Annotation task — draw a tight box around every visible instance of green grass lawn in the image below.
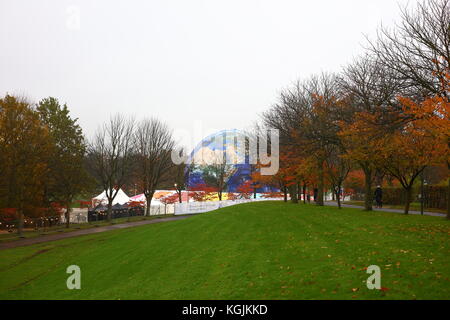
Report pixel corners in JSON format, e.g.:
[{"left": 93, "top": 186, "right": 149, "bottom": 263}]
[
  {"left": 0, "top": 202, "right": 449, "bottom": 300},
  {"left": 0, "top": 215, "right": 174, "bottom": 243}
]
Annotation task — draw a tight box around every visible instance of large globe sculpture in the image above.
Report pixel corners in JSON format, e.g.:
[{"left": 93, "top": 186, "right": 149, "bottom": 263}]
[{"left": 186, "top": 129, "right": 275, "bottom": 193}]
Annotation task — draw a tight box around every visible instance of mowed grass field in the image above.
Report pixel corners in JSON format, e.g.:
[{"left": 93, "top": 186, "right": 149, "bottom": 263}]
[{"left": 0, "top": 202, "right": 449, "bottom": 300}]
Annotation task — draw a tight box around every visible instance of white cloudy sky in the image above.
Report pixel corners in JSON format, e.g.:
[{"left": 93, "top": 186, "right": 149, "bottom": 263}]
[{"left": 0, "top": 0, "right": 418, "bottom": 148}]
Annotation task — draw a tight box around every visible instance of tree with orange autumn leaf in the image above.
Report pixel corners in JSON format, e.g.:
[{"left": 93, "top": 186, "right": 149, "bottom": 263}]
[
  {"left": 380, "top": 123, "right": 448, "bottom": 214},
  {"left": 234, "top": 180, "right": 254, "bottom": 200},
  {"left": 263, "top": 74, "right": 345, "bottom": 206},
  {"left": 338, "top": 110, "right": 393, "bottom": 211},
  {"left": 399, "top": 88, "right": 450, "bottom": 217},
  {"left": 343, "top": 169, "right": 366, "bottom": 198},
  {"left": 0, "top": 95, "right": 54, "bottom": 235},
  {"left": 252, "top": 149, "right": 300, "bottom": 203},
  {"left": 160, "top": 193, "right": 179, "bottom": 205},
  {"left": 323, "top": 144, "right": 352, "bottom": 209},
  {"left": 188, "top": 183, "right": 217, "bottom": 202},
  {"left": 343, "top": 108, "right": 448, "bottom": 214}
]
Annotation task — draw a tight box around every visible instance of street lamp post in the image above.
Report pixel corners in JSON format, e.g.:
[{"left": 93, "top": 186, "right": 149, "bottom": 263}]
[{"left": 174, "top": 183, "right": 181, "bottom": 203}]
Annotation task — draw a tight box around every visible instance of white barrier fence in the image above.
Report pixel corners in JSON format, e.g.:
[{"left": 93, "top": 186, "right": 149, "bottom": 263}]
[
  {"left": 174, "top": 198, "right": 282, "bottom": 215},
  {"left": 60, "top": 208, "right": 88, "bottom": 224},
  {"left": 148, "top": 204, "right": 175, "bottom": 215}
]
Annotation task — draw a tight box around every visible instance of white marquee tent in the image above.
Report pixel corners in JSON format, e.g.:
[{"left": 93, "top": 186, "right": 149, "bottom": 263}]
[{"left": 92, "top": 189, "right": 131, "bottom": 207}]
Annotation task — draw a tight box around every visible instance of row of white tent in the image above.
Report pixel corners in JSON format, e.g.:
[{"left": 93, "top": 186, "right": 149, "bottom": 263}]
[{"left": 92, "top": 189, "right": 174, "bottom": 207}]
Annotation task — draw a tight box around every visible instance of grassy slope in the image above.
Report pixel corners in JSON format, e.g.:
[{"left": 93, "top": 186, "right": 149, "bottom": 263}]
[
  {"left": 0, "top": 202, "right": 449, "bottom": 300},
  {"left": 0, "top": 215, "right": 174, "bottom": 243}
]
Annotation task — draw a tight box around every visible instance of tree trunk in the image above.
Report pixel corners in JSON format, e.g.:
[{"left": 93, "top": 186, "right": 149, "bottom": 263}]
[
  {"left": 317, "top": 158, "right": 324, "bottom": 206},
  {"left": 145, "top": 196, "right": 152, "bottom": 216},
  {"left": 65, "top": 203, "right": 71, "bottom": 228},
  {"left": 145, "top": 190, "right": 155, "bottom": 216},
  {"left": 283, "top": 186, "right": 287, "bottom": 202},
  {"left": 336, "top": 188, "right": 342, "bottom": 209},
  {"left": 404, "top": 187, "right": 412, "bottom": 215},
  {"left": 447, "top": 164, "right": 450, "bottom": 220},
  {"left": 303, "top": 184, "right": 307, "bottom": 204},
  {"left": 17, "top": 209, "right": 24, "bottom": 237},
  {"left": 107, "top": 200, "right": 113, "bottom": 221},
  {"left": 290, "top": 185, "right": 298, "bottom": 204},
  {"left": 178, "top": 191, "right": 182, "bottom": 203},
  {"left": 363, "top": 166, "right": 373, "bottom": 211}
]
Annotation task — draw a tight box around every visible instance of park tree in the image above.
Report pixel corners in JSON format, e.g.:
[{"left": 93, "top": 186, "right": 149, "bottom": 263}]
[
  {"left": 134, "top": 118, "right": 175, "bottom": 216},
  {"left": 264, "top": 73, "right": 344, "bottom": 206},
  {"left": 343, "top": 169, "right": 366, "bottom": 199},
  {"left": 170, "top": 148, "right": 188, "bottom": 203},
  {"left": 88, "top": 114, "right": 135, "bottom": 221},
  {"left": 370, "top": 0, "right": 449, "bottom": 100},
  {"left": 381, "top": 123, "right": 447, "bottom": 214},
  {"left": 36, "top": 97, "right": 91, "bottom": 228},
  {"left": 344, "top": 108, "right": 448, "bottom": 214},
  {"left": 196, "top": 135, "right": 236, "bottom": 201},
  {"left": 338, "top": 55, "right": 402, "bottom": 210},
  {"left": 229, "top": 180, "right": 253, "bottom": 200},
  {"left": 294, "top": 156, "right": 317, "bottom": 204},
  {"left": 188, "top": 183, "right": 217, "bottom": 202},
  {"left": 368, "top": 0, "right": 450, "bottom": 216},
  {"left": 399, "top": 92, "right": 450, "bottom": 217},
  {"left": 202, "top": 161, "right": 235, "bottom": 201},
  {"left": 0, "top": 95, "right": 53, "bottom": 235},
  {"left": 323, "top": 144, "right": 352, "bottom": 209},
  {"left": 278, "top": 149, "right": 301, "bottom": 204}
]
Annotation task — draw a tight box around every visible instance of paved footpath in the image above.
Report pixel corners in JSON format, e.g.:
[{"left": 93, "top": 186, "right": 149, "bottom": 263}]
[
  {"left": 325, "top": 201, "right": 445, "bottom": 217},
  {"left": 0, "top": 216, "right": 190, "bottom": 250}
]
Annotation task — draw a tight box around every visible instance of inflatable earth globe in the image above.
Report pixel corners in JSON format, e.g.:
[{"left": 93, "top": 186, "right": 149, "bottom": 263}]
[{"left": 186, "top": 129, "right": 275, "bottom": 193}]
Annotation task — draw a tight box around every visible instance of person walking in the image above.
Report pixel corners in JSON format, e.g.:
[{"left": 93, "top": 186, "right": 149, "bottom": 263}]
[{"left": 374, "top": 186, "right": 383, "bottom": 208}]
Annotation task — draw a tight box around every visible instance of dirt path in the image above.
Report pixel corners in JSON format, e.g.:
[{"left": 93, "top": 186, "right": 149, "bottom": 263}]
[{"left": 0, "top": 216, "right": 191, "bottom": 250}]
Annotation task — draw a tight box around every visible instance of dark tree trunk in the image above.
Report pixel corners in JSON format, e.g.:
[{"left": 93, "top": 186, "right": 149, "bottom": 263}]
[
  {"left": 145, "top": 190, "right": 155, "bottom": 216},
  {"left": 107, "top": 200, "right": 113, "bottom": 221},
  {"left": 145, "top": 195, "right": 152, "bottom": 216},
  {"left": 283, "top": 186, "right": 287, "bottom": 202},
  {"left": 336, "top": 189, "right": 342, "bottom": 209},
  {"left": 65, "top": 203, "right": 71, "bottom": 228},
  {"left": 17, "top": 209, "right": 24, "bottom": 237},
  {"left": 178, "top": 191, "right": 182, "bottom": 203},
  {"left": 290, "top": 185, "right": 298, "bottom": 204},
  {"left": 317, "top": 158, "right": 324, "bottom": 206},
  {"left": 447, "top": 163, "right": 450, "bottom": 220},
  {"left": 404, "top": 187, "right": 412, "bottom": 215},
  {"left": 303, "top": 184, "right": 307, "bottom": 204},
  {"left": 363, "top": 166, "right": 373, "bottom": 211}
]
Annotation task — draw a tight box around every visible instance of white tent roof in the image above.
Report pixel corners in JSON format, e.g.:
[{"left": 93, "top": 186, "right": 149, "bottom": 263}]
[{"left": 93, "top": 189, "right": 130, "bottom": 205}]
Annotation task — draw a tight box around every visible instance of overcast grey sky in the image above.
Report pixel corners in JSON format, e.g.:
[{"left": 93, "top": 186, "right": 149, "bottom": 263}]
[{"left": 0, "top": 0, "right": 418, "bottom": 147}]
